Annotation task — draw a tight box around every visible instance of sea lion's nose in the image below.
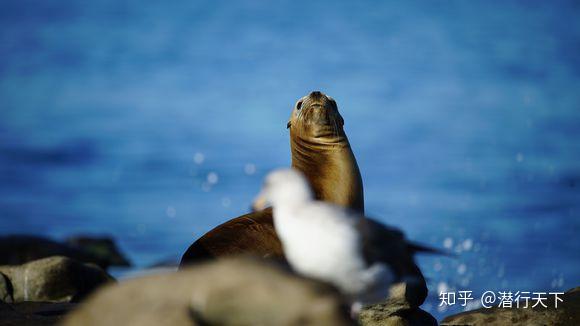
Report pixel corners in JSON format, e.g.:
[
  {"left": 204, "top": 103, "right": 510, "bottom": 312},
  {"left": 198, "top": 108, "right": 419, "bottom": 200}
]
[{"left": 309, "top": 91, "right": 323, "bottom": 99}]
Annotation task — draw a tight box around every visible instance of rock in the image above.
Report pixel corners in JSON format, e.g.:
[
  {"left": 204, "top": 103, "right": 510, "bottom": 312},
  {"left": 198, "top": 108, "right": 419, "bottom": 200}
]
[
  {"left": 388, "top": 280, "right": 427, "bottom": 310},
  {"left": 1, "top": 271, "right": 13, "bottom": 303},
  {"left": 9, "top": 301, "right": 76, "bottom": 317},
  {"left": 0, "top": 302, "right": 75, "bottom": 326},
  {"left": 0, "top": 235, "right": 130, "bottom": 270},
  {"left": 360, "top": 297, "right": 437, "bottom": 326},
  {"left": 62, "top": 257, "right": 353, "bottom": 326},
  {"left": 65, "top": 235, "right": 131, "bottom": 268},
  {"left": 441, "top": 286, "right": 580, "bottom": 326},
  {"left": 0, "top": 235, "right": 96, "bottom": 265},
  {"left": 0, "top": 256, "right": 114, "bottom": 303},
  {"left": 0, "top": 305, "right": 55, "bottom": 326},
  {"left": 1, "top": 300, "right": 11, "bottom": 312}
]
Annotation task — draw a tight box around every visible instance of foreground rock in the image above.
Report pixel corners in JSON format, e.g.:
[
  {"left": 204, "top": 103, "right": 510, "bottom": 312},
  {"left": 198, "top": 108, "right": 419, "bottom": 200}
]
[
  {"left": 63, "top": 258, "right": 353, "bottom": 326},
  {"left": 0, "top": 235, "right": 131, "bottom": 270},
  {"left": 360, "top": 297, "right": 437, "bottom": 326},
  {"left": 442, "top": 286, "right": 579, "bottom": 326},
  {"left": 0, "top": 256, "right": 114, "bottom": 303}
]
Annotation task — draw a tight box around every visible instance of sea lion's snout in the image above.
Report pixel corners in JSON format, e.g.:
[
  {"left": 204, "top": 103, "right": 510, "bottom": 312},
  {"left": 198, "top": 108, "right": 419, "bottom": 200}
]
[
  {"left": 303, "top": 91, "right": 334, "bottom": 110},
  {"left": 288, "top": 91, "right": 344, "bottom": 134},
  {"left": 305, "top": 90, "right": 330, "bottom": 106},
  {"left": 309, "top": 91, "right": 323, "bottom": 99}
]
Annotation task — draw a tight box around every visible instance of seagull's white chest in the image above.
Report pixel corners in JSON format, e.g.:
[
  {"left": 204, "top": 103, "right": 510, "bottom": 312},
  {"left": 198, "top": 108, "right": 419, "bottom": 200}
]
[
  {"left": 275, "top": 207, "right": 361, "bottom": 273},
  {"left": 273, "top": 204, "right": 391, "bottom": 303}
]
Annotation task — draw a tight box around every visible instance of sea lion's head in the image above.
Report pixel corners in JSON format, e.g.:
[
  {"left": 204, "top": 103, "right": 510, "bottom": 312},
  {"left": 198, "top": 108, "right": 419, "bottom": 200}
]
[
  {"left": 287, "top": 91, "right": 345, "bottom": 140},
  {"left": 287, "top": 91, "right": 364, "bottom": 213}
]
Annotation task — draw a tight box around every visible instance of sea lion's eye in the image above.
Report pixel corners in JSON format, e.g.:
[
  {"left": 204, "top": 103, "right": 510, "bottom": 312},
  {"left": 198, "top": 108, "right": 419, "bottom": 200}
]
[{"left": 296, "top": 101, "right": 303, "bottom": 110}]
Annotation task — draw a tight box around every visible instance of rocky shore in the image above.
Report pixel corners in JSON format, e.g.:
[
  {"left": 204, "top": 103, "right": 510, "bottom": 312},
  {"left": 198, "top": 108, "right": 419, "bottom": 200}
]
[
  {"left": 0, "top": 235, "right": 577, "bottom": 325},
  {"left": 441, "top": 287, "right": 580, "bottom": 326},
  {"left": 0, "top": 235, "right": 126, "bottom": 325},
  {"left": 0, "top": 256, "right": 113, "bottom": 303}
]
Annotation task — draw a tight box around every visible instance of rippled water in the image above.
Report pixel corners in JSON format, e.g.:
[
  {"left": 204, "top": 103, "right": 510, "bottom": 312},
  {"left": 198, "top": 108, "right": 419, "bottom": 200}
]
[{"left": 1, "top": 0, "right": 579, "bottom": 320}]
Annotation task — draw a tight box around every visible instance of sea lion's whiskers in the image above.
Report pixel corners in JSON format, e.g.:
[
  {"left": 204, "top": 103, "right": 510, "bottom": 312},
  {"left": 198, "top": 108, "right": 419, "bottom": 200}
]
[
  {"left": 298, "top": 105, "right": 305, "bottom": 121},
  {"left": 330, "top": 114, "right": 340, "bottom": 142},
  {"left": 304, "top": 107, "right": 311, "bottom": 123},
  {"left": 333, "top": 116, "right": 339, "bottom": 139}
]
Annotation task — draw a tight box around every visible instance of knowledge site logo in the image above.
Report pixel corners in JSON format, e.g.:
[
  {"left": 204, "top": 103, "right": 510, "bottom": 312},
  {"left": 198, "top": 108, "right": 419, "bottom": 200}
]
[{"left": 439, "top": 290, "right": 564, "bottom": 309}]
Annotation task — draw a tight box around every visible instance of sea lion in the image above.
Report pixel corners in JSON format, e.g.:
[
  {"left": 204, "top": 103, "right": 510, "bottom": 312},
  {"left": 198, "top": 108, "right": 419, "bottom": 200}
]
[{"left": 179, "top": 91, "right": 364, "bottom": 266}]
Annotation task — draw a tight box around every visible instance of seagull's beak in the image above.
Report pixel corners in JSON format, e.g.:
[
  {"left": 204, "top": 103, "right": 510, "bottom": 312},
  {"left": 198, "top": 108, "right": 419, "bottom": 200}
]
[{"left": 251, "top": 191, "right": 268, "bottom": 212}]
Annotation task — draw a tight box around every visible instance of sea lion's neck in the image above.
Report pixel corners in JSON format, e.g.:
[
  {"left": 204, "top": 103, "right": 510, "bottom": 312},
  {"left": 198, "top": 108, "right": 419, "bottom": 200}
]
[{"left": 290, "top": 132, "right": 364, "bottom": 214}]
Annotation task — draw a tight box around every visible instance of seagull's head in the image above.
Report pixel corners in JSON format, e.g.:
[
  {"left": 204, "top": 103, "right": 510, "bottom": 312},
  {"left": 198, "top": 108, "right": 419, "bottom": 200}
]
[{"left": 252, "top": 168, "right": 314, "bottom": 211}]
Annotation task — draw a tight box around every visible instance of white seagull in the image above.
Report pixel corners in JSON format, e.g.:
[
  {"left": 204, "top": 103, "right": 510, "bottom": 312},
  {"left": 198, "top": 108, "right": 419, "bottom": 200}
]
[{"left": 252, "top": 168, "right": 433, "bottom": 313}]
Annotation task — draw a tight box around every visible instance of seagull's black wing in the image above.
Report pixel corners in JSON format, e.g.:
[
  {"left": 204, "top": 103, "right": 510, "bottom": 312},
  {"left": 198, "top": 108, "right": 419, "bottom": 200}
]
[
  {"left": 356, "top": 217, "right": 429, "bottom": 306},
  {"left": 356, "top": 218, "right": 417, "bottom": 273}
]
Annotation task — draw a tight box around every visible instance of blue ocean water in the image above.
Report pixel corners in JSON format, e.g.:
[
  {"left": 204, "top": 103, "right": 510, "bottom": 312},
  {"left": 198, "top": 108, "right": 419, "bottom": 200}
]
[{"left": 0, "top": 0, "right": 579, "bottom": 320}]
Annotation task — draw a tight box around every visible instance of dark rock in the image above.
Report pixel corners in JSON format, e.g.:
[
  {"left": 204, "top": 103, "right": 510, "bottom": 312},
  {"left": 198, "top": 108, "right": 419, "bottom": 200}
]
[
  {"left": 0, "top": 302, "right": 75, "bottom": 326},
  {"left": 0, "top": 235, "right": 94, "bottom": 265},
  {"left": 65, "top": 235, "right": 131, "bottom": 268},
  {"left": 0, "top": 256, "right": 114, "bottom": 303},
  {"left": 0, "top": 235, "right": 104, "bottom": 269},
  {"left": 10, "top": 301, "right": 76, "bottom": 317},
  {"left": 360, "top": 297, "right": 437, "bottom": 326},
  {"left": 62, "top": 257, "right": 353, "bottom": 326},
  {"left": 0, "top": 235, "right": 130, "bottom": 270},
  {"left": 388, "top": 280, "right": 428, "bottom": 310},
  {"left": 441, "top": 286, "right": 579, "bottom": 326},
  {"left": 0, "top": 272, "right": 13, "bottom": 303},
  {"left": 0, "top": 300, "right": 11, "bottom": 312}
]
